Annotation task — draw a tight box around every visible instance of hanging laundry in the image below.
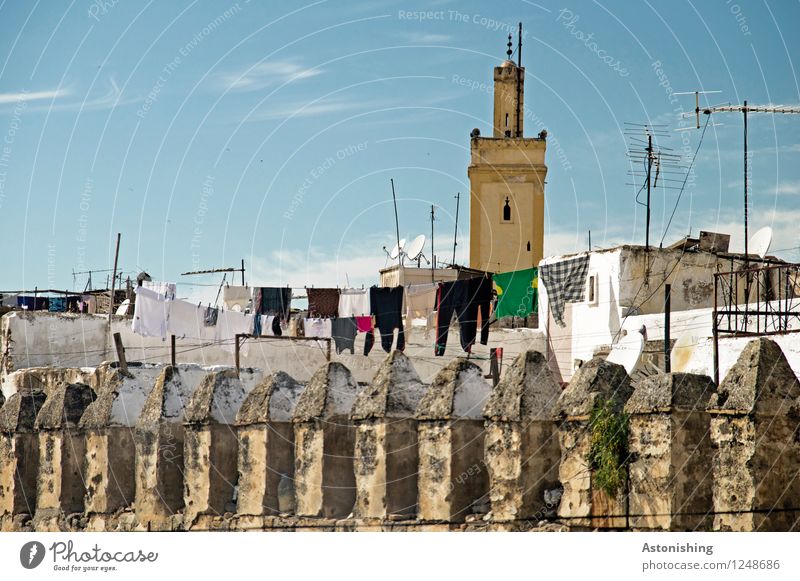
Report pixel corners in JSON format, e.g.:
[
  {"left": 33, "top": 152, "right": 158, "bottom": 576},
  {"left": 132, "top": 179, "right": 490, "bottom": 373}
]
[
  {"left": 132, "top": 286, "right": 171, "bottom": 338},
  {"left": 338, "top": 288, "right": 370, "bottom": 317},
  {"left": 288, "top": 317, "right": 305, "bottom": 337},
  {"left": 17, "top": 296, "right": 49, "bottom": 311},
  {"left": 253, "top": 287, "right": 292, "bottom": 320},
  {"left": 370, "top": 286, "right": 405, "bottom": 353},
  {"left": 168, "top": 299, "right": 209, "bottom": 340},
  {"left": 142, "top": 281, "right": 177, "bottom": 300},
  {"left": 215, "top": 309, "right": 255, "bottom": 353},
  {"left": 204, "top": 305, "right": 219, "bottom": 327},
  {"left": 304, "top": 317, "right": 332, "bottom": 338},
  {"left": 434, "top": 276, "right": 493, "bottom": 356},
  {"left": 331, "top": 317, "right": 358, "bottom": 354},
  {"left": 355, "top": 315, "right": 373, "bottom": 333},
  {"left": 539, "top": 255, "right": 590, "bottom": 327},
  {"left": 223, "top": 285, "right": 251, "bottom": 312},
  {"left": 493, "top": 267, "right": 538, "bottom": 319},
  {"left": 307, "top": 288, "right": 340, "bottom": 318},
  {"left": 404, "top": 283, "right": 438, "bottom": 340},
  {"left": 48, "top": 297, "right": 67, "bottom": 312},
  {"left": 254, "top": 314, "right": 282, "bottom": 337}
]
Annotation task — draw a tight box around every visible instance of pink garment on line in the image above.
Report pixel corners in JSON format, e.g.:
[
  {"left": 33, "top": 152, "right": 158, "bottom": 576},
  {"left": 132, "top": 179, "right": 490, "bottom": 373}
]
[{"left": 355, "top": 316, "right": 373, "bottom": 333}]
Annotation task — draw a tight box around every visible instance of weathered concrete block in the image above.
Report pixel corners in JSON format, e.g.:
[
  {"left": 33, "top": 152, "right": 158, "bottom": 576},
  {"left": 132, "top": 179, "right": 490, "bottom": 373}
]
[
  {"left": 708, "top": 338, "right": 800, "bottom": 531},
  {"left": 483, "top": 350, "right": 562, "bottom": 522},
  {"left": 79, "top": 363, "right": 160, "bottom": 529},
  {"left": 236, "top": 371, "right": 305, "bottom": 516},
  {"left": 293, "top": 362, "right": 360, "bottom": 518},
  {"left": 33, "top": 382, "right": 96, "bottom": 531},
  {"left": 625, "top": 373, "right": 716, "bottom": 531},
  {"left": 1, "top": 366, "right": 94, "bottom": 399},
  {"left": 182, "top": 368, "right": 261, "bottom": 529},
  {"left": 417, "top": 358, "right": 490, "bottom": 522},
  {"left": 134, "top": 366, "right": 208, "bottom": 530},
  {"left": 352, "top": 351, "right": 427, "bottom": 519},
  {"left": 556, "top": 357, "right": 632, "bottom": 528},
  {"left": 0, "top": 389, "right": 47, "bottom": 530}
]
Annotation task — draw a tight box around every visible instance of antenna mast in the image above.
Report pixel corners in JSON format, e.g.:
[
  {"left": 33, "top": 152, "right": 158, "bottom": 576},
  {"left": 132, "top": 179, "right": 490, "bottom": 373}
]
[
  {"left": 625, "top": 123, "right": 683, "bottom": 251},
  {"left": 390, "top": 178, "right": 402, "bottom": 267},
  {"left": 452, "top": 192, "right": 460, "bottom": 265},
  {"left": 678, "top": 92, "right": 800, "bottom": 259},
  {"left": 516, "top": 22, "right": 522, "bottom": 138}
]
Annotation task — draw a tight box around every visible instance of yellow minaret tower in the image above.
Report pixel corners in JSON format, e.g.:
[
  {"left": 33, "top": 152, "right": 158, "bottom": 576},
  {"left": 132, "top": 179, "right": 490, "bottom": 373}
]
[{"left": 468, "top": 30, "right": 547, "bottom": 274}]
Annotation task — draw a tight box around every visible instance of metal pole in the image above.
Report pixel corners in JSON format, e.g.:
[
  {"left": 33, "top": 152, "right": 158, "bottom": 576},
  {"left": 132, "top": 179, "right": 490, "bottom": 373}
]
[
  {"left": 171, "top": 334, "right": 176, "bottom": 367},
  {"left": 452, "top": 192, "right": 460, "bottom": 265},
  {"left": 713, "top": 274, "right": 719, "bottom": 385},
  {"left": 516, "top": 22, "right": 522, "bottom": 138},
  {"left": 390, "top": 179, "right": 401, "bottom": 267},
  {"left": 241, "top": 259, "right": 245, "bottom": 286},
  {"left": 646, "top": 133, "right": 652, "bottom": 251},
  {"left": 664, "top": 284, "right": 671, "bottom": 373},
  {"left": 431, "top": 204, "right": 435, "bottom": 282},
  {"left": 743, "top": 101, "right": 748, "bottom": 261}
]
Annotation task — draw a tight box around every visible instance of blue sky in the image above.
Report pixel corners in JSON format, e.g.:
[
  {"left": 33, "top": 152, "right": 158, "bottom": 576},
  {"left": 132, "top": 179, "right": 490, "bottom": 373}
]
[{"left": 1, "top": 0, "right": 798, "bottom": 300}]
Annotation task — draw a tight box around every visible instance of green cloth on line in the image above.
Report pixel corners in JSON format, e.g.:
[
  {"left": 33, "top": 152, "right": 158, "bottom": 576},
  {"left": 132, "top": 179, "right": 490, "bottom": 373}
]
[{"left": 493, "top": 267, "right": 538, "bottom": 318}]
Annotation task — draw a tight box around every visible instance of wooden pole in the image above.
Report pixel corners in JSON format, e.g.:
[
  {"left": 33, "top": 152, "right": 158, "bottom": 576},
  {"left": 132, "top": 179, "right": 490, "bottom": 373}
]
[
  {"left": 113, "top": 332, "right": 128, "bottom": 374},
  {"left": 664, "top": 284, "right": 671, "bottom": 373},
  {"left": 241, "top": 259, "right": 245, "bottom": 286},
  {"left": 326, "top": 338, "right": 332, "bottom": 362},
  {"left": 234, "top": 334, "right": 241, "bottom": 378},
  {"left": 171, "top": 334, "right": 176, "bottom": 367},
  {"left": 109, "top": 233, "right": 121, "bottom": 320}
]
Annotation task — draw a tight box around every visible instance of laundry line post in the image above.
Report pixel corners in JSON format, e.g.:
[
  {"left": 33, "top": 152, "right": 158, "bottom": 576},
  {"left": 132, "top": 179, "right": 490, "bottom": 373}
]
[
  {"left": 170, "top": 334, "right": 176, "bottom": 367},
  {"left": 234, "top": 333, "right": 242, "bottom": 378},
  {"left": 113, "top": 332, "right": 128, "bottom": 374}
]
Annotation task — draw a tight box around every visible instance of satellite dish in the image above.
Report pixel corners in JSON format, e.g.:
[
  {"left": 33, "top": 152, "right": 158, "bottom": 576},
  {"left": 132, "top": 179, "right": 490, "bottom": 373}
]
[
  {"left": 389, "top": 238, "right": 406, "bottom": 260},
  {"left": 670, "top": 331, "right": 698, "bottom": 373},
  {"left": 606, "top": 330, "right": 645, "bottom": 374},
  {"left": 115, "top": 299, "right": 131, "bottom": 316},
  {"left": 749, "top": 226, "right": 772, "bottom": 258},
  {"left": 405, "top": 235, "right": 426, "bottom": 261}
]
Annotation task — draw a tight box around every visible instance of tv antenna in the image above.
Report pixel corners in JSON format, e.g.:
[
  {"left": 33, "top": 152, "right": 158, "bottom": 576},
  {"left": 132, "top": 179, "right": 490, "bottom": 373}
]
[
  {"left": 452, "top": 192, "right": 460, "bottom": 265},
  {"left": 625, "top": 123, "right": 685, "bottom": 250},
  {"left": 677, "top": 92, "right": 800, "bottom": 259}
]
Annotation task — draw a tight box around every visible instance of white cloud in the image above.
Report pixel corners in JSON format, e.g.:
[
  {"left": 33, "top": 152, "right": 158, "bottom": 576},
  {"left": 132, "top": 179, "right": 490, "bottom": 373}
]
[
  {"left": 214, "top": 59, "right": 321, "bottom": 93},
  {"left": 0, "top": 88, "right": 69, "bottom": 104},
  {"left": 403, "top": 32, "right": 453, "bottom": 43},
  {"left": 246, "top": 98, "right": 363, "bottom": 121},
  {"left": 774, "top": 181, "right": 800, "bottom": 196}
]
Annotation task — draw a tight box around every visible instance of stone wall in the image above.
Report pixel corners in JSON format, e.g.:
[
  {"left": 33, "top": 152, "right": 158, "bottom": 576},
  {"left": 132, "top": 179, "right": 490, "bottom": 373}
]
[{"left": 0, "top": 339, "right": 798, "bottom": 532}]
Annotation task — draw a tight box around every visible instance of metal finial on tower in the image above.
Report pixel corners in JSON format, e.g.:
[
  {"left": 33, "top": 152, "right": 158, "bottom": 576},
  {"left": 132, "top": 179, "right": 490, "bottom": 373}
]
[{"left": 506, "top": 34, "right": 513, "bottom": 59}]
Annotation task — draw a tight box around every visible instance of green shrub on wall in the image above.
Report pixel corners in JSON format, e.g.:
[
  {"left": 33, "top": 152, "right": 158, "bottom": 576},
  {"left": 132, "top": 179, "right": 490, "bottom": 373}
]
[{"left": 587, "top": 397, "right": 630, "bottom": 498}]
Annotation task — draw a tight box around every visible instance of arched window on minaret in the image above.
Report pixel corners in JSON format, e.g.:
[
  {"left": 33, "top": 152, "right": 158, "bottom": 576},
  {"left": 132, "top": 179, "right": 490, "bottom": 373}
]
[{"left": 503, "top": 197, "right": 512, "bottom": 222}]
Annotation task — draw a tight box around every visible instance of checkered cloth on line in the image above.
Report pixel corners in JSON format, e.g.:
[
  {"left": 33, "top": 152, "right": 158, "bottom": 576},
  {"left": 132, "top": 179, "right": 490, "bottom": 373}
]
[{"left": 539, "top": 254, "right": 590, "bottom": 327}]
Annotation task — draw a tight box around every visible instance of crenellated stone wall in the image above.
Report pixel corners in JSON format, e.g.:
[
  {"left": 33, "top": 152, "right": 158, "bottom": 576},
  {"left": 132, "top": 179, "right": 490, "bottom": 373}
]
[{"left": 0, "top": 339, "right": 798, "bottom": 532}]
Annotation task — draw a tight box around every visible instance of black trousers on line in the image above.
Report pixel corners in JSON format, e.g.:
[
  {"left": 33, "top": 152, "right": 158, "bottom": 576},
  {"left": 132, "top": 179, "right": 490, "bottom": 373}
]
[{"left": 434, "top": 277, "right": 492, "bottom": 356}]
